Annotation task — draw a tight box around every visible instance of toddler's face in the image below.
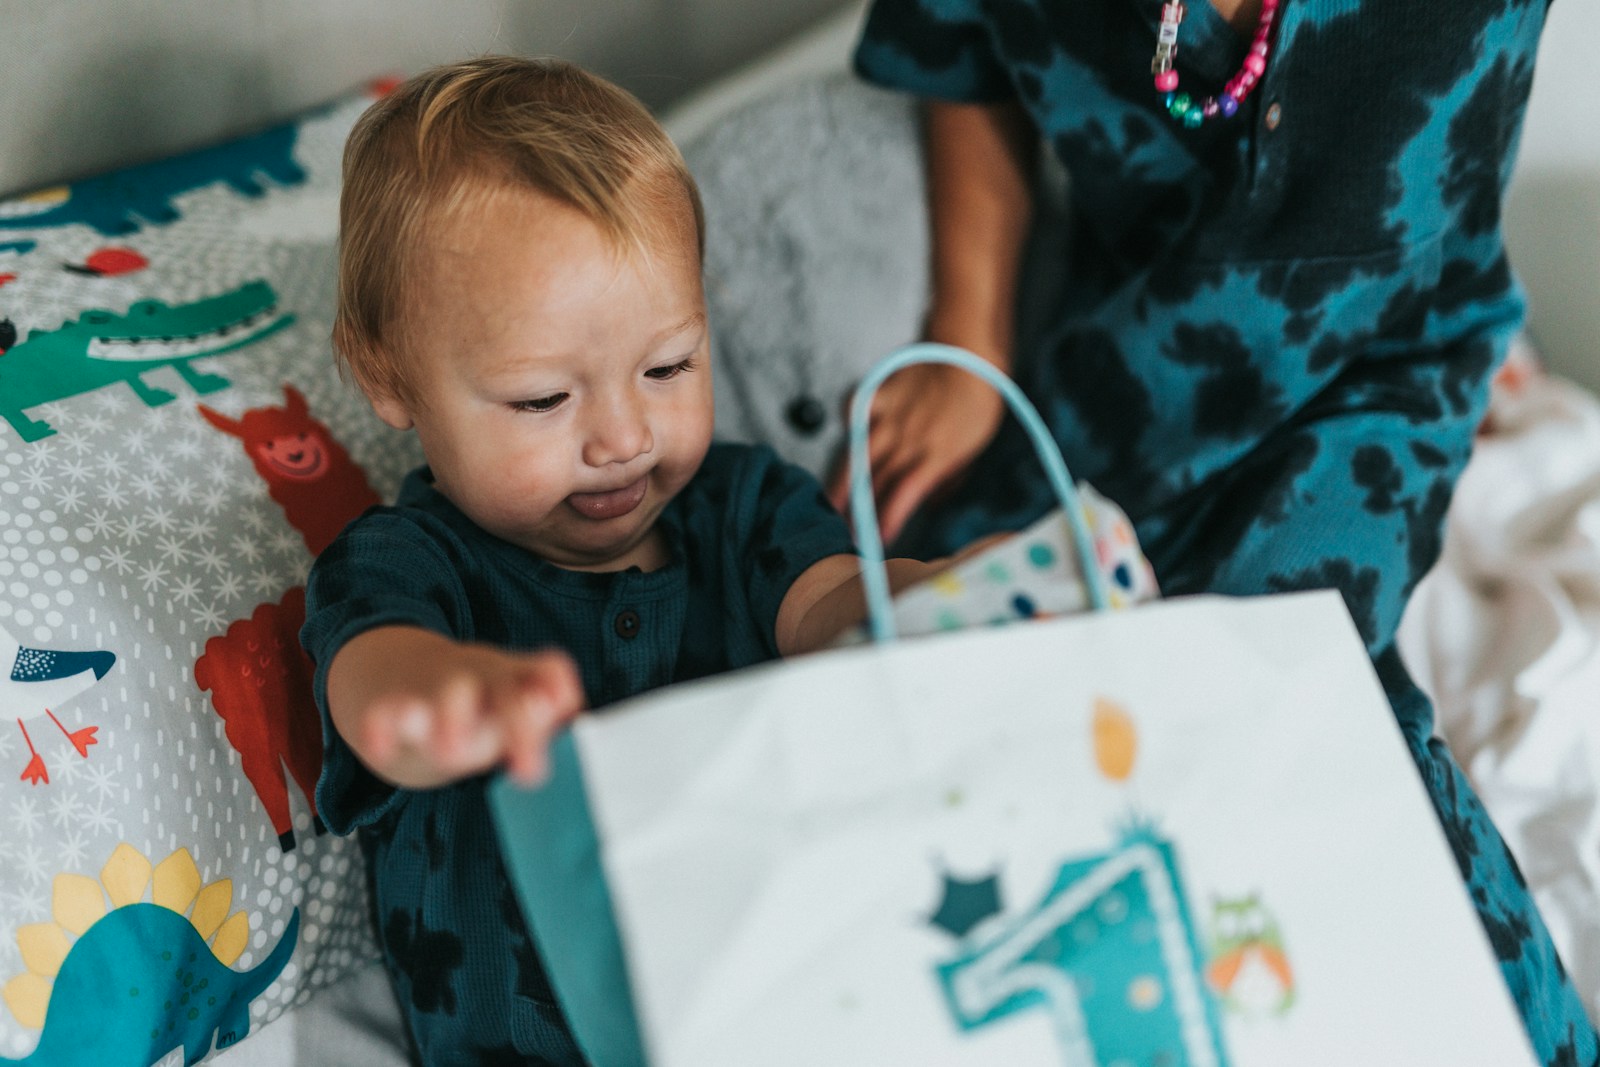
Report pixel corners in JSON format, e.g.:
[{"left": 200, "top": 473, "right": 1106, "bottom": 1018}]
[{"left": 372, "top": 185, "right": 712, "bottom": 571}]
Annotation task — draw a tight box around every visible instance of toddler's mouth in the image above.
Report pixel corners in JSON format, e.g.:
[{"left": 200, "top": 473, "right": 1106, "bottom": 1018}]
[{"left": 566, "top": 475, "right": 649, "bottom": 521}]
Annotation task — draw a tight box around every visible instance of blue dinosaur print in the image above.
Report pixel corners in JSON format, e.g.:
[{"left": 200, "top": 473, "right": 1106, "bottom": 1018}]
[
  {"left": 2, "top": 905, "right": 299, "bottom": 1067},
  {"left": 0, "top": 123, "right": 305, "bottom": 237}
]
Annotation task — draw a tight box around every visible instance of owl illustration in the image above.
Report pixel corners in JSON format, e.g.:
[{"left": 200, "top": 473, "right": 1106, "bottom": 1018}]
[{"left": 1206, "top": 895, "right": 1296, "bottom": 1017}]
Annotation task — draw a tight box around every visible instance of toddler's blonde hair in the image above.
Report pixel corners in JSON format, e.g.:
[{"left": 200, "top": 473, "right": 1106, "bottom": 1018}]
[{"left": 333, "top": 55, "right": 705, "bottom": 404}]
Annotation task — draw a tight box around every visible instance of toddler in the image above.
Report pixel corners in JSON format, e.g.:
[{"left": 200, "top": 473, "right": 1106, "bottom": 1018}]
[{"left": 302, "top": 56, "right": 947, "bottom": 1063}]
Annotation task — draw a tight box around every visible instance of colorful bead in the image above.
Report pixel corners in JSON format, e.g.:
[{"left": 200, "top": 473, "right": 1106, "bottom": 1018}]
[{"left": 1151, "top": 0, "right": 1277, "bottom": 127}]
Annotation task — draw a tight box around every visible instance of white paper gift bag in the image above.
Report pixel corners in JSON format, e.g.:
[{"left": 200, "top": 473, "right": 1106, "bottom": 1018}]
[{"left": 489, "top": 346, "right": 1537, "bottom": 1067}]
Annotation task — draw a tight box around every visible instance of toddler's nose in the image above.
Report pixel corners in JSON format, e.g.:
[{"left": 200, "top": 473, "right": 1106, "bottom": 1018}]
[{"left": 582, "top": 394, "right": 653, "bottom": 467}]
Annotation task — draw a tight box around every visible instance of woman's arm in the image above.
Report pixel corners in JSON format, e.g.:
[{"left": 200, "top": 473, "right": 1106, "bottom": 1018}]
[{"left": 828, "top": 98, "right": 1038, "bottom": 543}]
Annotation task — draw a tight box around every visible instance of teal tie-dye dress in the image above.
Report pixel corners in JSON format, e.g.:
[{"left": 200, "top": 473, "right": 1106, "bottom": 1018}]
[{"left": 856, "top": 0, "right": 1598, "bottom": 1061}]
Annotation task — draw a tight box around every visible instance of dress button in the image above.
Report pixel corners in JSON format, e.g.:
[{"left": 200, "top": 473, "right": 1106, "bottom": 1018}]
[
  {"left": 1264, "top": 101, "right": 1283, "bottom": 130},
  {"left": 613, "top": 609, "right": 641, "bottom": 640}
]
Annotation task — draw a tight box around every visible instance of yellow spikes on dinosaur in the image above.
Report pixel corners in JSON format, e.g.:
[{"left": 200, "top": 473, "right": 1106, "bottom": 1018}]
[{"left": 2, "top": 844, "right": 253, "bottom": 1030}]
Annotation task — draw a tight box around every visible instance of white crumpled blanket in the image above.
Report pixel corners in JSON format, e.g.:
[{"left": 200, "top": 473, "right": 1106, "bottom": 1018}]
[{"left": 1398, "top": 349, "right": 1600, "bottom": 1026}]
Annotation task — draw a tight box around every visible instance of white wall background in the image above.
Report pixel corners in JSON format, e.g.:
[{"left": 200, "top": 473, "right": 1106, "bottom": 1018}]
[
  {"left": 1506, "top": 0, "right": 1600, "bottom": 390},
  {"left": 0, "top": 0, "right": 850, "bottom": 199}
]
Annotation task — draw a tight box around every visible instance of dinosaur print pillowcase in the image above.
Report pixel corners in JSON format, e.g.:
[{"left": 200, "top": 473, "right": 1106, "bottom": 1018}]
[{"left": 0, "top": 84, "right": 422, "bottom": 1064}]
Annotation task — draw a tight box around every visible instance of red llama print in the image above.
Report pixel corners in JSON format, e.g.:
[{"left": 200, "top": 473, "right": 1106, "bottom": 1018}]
[
  {"left": 198, "top": 384, "right": 379, "bottom": 555},
  {"left": 194, "top": 589, "right": 323, "bottom": 851},
  {"left": 194, "top": 384, "right": 379, "bottom": 851}
]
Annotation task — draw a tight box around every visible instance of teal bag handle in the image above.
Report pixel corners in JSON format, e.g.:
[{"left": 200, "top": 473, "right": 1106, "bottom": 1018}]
[{"left": 847, "top": 343, "right": 1111, "bottom": 641}]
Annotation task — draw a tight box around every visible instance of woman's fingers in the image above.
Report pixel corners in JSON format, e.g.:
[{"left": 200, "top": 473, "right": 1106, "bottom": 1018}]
[{"left": 878, "top": 455, "right": 950, "bottom": 545}]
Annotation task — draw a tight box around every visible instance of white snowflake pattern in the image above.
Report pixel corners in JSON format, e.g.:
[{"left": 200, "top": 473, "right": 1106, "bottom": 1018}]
[
  {"left": 193, "top": 601, "right": 228, "bottom": 630},
  {"left": 48, "top": 788, "right": 83, "bottom": 830},
  {"left": 99, "top": 480, "right": 129, "bottom": 509},
  {"left": 199, "top": 485, "right": 229, "bottom": 515},
  {"left": 145, "top": 505, "right": 177, "bottom": 534},
  {"left": 181, "top": 515, "right": 215, "bottom": 541},
  {"left": 61, "top": 457, "right": 95, "bottom": 484},
  {"left": 155, "top": 535, "right": 190, "bottom": 566},
  {"left": 101, "top": 545, "right": 135, "bottom": 575},
  {"left": 82, "top": 759, "right": 120, "bottom": 803},
  {"left": 232, "top": 535, "right": 263, "bottom": 564},
  {"left": 268, "top": 528, "right": 303, "bottom": 557},
  {"left": 137, "top": 559, "right": 170, "bottom": 592},
  {"left": 130, "top": 472, "right": 164, "bottom": 501},
  {"left": 26, "top": 438, "right": 57, "bottom": 465},
  {"left": 170, "top": 475, "right": 198, "bottom": 506},
  {"left": 54, "top": 483, "right": 86, "bottom": 513},
  {"left": 205, "top": 457, "right": 234, "bottom": 485},
  {"left": 172, "top": 435, "right": 204, "bottom": 461},
  {"left": 77, "top": 412, "right": 110, "bottom": 436},
  {"left": 143, "top": 452, "right": 173, "bottom": 481},
  {"left": 21, "top": 465, "right": 50, "bottom": 493},
  {"left": 33, "top": 403, "right": 70, "bottom": 429},
  {"left": 249, "top": 568, "right": 282, "bottom": 596},
  {"left": 81, "top": 797, "right": 121, "bottom": 836},
  {"left": 59, "top": 829, "right": 90, "bottom": 869},
  {"left": 116, "top": 514, "right": 147, "bottom": 546},
  {"left": 8, "top": 795, "right": 42, "bottom": 838},
  {"left": 122, "top": 427, "right": 150, "bottom": 455},
  {"left": 85, "top": 508, "right": 116, "bottom": 538},
  {"left": 242, "top": 508, "right": 271, "bottom": 534},
  {"left": 193, "top": 546, "right": 228, "bottom": 575},
  {"left": 62, "top": 432, "right": 96, "bottom": 457},
  {"left": 98, "top": 451, "right": 127, "bottom": 479},
  {"left": 2, "top": 881, "right": 47, "bottom": 923},
  {"left": 17, "top": 842, "right": 48, "bottom": 885},
  {"left": 213, "top": 572, "right": 245, "bottom": 602},
  {"left": 170, "top": 574, "right": 204, "bottom": 607}
]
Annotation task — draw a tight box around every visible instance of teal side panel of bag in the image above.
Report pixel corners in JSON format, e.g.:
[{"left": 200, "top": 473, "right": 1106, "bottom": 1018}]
[{"left": 488, "top": 733, "right": 649, "bottom": 1067}]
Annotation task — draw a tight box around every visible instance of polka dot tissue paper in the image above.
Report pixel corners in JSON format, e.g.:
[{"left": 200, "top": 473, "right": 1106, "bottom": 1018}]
[
  {"left": 832, "top": 484, "right": 1160, "bottom": 649},
  {"left": 0, "top": 84, "right": 421, "bottom": 1064}
]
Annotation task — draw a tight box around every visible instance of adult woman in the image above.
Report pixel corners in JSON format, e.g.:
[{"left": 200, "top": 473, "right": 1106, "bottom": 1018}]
[{"left": 835, "top": 0, "right": 1597, "bottom": 1060}]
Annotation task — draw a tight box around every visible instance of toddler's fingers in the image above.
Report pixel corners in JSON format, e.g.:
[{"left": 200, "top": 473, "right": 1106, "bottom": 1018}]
[
  {"left": 524, "top": 650, "right": 585, "bottom": 724},
  {"left": 434, "top": 674, "right": 498, "bottom": 773}
]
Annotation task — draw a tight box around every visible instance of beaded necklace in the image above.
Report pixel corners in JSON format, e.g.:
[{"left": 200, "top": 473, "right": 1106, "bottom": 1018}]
[{"left": 1151, "top": 0, "right": 1278, "bottom": 127}]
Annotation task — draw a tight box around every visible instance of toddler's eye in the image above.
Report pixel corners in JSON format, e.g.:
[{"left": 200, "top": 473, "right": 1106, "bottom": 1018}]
[
  {"left": 510, "top": 393, "right": 568, "bottom": 413},
  {"left": 645, "top": 358, "right": 697, "bottom": 381}
]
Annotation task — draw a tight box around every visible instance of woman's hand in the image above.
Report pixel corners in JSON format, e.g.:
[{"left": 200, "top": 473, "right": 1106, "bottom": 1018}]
[
  {"left": 827, "top": 358, "right": 1006, "bottom": 544},
  {"left": 829, "top": 99, "right": 1036, "bottom": 545}
]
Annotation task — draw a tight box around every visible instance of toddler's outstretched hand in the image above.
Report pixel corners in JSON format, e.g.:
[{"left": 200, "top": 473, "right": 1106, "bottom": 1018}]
[{"left": 327, "top": 627, "right": 585, "bottom": 790}]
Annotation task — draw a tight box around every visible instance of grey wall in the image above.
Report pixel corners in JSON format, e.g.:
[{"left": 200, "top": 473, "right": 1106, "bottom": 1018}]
[{"left": 0, "top": 0, "right": 851, "bottom": 199}]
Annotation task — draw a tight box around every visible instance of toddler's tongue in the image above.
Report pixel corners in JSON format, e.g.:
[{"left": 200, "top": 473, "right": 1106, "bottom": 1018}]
[{"left": 567, "top": 476, "right": 648, "bottom": 520}]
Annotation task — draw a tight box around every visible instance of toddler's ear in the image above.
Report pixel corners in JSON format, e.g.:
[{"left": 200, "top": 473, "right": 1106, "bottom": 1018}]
[{"left": 368, "top": 391, "right": 415, "bottom": 431}]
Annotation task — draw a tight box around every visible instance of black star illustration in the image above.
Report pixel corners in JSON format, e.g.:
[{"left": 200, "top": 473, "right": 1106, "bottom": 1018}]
[{"left": 928, "top": 870, "right": 1004, "bottom": 938}]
